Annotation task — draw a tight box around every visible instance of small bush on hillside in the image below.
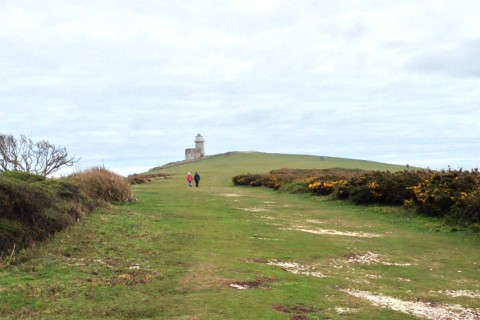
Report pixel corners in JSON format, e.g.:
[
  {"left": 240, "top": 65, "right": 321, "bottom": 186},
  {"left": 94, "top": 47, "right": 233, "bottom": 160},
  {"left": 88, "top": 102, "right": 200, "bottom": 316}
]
[
  {"left": 410, "top": 170, "right": 480, "bottom": 219},
  {"left": 69, "top": 167, "right": 136, "bottom": 203},
  {"left": 448, "top": 191, "right": 480, "bottom": 227},
  {"left": 232, "top": 174, "right": 274, "bottom": 188}
]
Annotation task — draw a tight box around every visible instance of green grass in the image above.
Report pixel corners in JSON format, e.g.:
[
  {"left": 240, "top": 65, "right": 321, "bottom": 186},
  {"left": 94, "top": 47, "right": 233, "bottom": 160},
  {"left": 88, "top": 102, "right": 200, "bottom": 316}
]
[{"left": 0, "top": 152, "right": 478, "bottom": 319}]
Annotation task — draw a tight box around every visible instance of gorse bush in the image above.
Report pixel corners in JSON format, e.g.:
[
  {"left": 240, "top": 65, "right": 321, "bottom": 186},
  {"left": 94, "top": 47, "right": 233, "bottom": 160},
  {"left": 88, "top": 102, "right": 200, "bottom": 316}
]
[
  {"left": 69, "top": 167, "right": 136, "bottom": 203},
  {"left": 232, "top": 173, "right": 285, "bottom": 190},
  {"left": 409, "top": 170, "right": 480, "bottom": 221},
  {"left": 232, "top": 168, "right": 368, "bottom": 192},
  {"left": 449, "top": 191, "right": 480, "bottom": 230},
  {"left": 307, "top": 177, "right": 348, "bottom": 196},
  {"left": 341, "top": 171, "right": 432, "bottom": 205}
]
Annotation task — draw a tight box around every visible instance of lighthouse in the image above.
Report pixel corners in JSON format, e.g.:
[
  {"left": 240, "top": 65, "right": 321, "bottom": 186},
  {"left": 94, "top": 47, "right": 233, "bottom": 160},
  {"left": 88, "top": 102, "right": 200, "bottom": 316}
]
[
  {"left": 185, "top": 134, "right": 205, "bottom": 160},
  {"left": 194, "top": 134, "right": 205, "bottom": 157}
]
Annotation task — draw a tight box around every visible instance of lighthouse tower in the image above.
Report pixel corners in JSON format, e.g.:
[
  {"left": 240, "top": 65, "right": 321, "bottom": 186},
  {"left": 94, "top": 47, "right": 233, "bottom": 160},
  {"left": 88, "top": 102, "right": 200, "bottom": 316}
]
[
  {"left": 185, "top": 134, "right": 205, "bottom": 160},
  {"left": 195, "top": 134, "right": 205, "bottom": 157}
]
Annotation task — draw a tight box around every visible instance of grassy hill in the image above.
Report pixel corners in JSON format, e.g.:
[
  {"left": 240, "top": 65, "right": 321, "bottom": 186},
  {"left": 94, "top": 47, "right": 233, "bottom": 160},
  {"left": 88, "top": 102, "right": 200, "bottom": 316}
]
[
  {"left": 1, "top": 152, "right": 478, "bottom": 319},
  {"left": 149, "top": 151, "right": 412, "bottom": 184}
]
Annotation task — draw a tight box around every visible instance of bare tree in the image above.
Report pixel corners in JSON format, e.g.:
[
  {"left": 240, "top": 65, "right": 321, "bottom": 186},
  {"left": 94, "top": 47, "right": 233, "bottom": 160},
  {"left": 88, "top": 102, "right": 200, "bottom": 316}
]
[
  {"left": 0, "top": 134, "right": 20, "bottom": 172},
  {"left": 0, "top": 133, "right": 79, "bottom": 176}
]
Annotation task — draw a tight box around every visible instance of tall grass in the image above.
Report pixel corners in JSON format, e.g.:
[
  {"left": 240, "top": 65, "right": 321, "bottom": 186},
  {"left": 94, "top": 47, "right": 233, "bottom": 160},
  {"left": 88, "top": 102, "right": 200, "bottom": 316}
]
[{"left": 69, "top": 166, "right": 136, "bottom": 203}]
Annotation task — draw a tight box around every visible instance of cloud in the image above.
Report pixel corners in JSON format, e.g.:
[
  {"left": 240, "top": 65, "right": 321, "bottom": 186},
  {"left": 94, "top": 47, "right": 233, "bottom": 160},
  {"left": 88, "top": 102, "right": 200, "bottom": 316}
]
[
  {"left": 1, "top": 1, "right": 479, "bottom": 175},
  {"left": 407, "top": 39, "right": 480, "bottom": 78}
]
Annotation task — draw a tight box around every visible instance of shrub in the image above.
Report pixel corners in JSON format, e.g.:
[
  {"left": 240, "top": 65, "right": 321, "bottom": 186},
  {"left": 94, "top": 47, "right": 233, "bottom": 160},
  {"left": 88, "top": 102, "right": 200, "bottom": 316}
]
[
  {"left": 1, "top": 167, "right": 137, "bottom": 257},
  {"left": 0, "top": 172, "right": 86, "bottom": 256},
  {"left": 1, "top": 171, "right": 46, "bottom": 182},
  {"left": 448, "top": 191, "right": 480, "bottom": 226},
  {"left": 0, "top": 174, "right": 56, "bottom": 224},
  {"left": 69, "top": 167, "right": 136, "bottom": 203},
  {"left": 339, "top": 171, "right": 432, "bottom": 205},
  {"left": 231, "top": 174, "right": 279, "bottom": 188},
  {"left": 232, "top": 169, "right": 365, "bottom": 192},
  {"left": 410, "top": 170, "right": 480, "bottom": 218},
  {"left": 127, "top": 173, "right": 173, "bottom": 184},
  {"left": 308, "top": 179, "right": 347, "bottom": 196},
  {"left": 0, "top": 219, "right": 26, "bottom": 255}
]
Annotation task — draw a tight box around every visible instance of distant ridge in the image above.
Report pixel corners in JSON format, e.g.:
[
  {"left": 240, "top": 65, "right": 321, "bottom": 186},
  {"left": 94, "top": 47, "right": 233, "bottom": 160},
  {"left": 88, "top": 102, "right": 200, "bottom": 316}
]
[
  {"left": 150, "top": 152, "right": 232, "bottom": 171},
  {"left": 148, "top": 151, "right": 414, "bottom": 174}
]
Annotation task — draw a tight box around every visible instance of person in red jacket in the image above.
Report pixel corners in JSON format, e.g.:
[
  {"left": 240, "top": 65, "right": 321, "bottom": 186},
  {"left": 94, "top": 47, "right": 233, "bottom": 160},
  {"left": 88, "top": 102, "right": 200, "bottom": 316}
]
[{"left": 187, "top": 172, "right": 193, "bottom": 187}]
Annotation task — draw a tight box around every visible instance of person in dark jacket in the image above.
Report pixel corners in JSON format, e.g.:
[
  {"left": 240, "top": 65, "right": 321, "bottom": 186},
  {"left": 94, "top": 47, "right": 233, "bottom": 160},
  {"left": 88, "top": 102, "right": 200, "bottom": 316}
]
[{"left": 194, "top": 172, "right": 200, "bottom": 187}]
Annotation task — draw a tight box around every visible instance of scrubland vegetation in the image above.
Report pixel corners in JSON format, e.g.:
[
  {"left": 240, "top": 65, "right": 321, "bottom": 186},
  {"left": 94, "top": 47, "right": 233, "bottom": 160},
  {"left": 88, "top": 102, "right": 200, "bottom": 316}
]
[
  {"left": 233, "top": 168, "right": 480, "bottom": 230},
  {"left": 0, "top": 167, "right": 135, "bottom": 257}
]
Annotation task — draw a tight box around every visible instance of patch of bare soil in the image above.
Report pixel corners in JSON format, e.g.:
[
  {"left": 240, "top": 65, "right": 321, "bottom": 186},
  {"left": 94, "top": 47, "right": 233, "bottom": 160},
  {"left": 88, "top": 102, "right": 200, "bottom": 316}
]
[
  {"left": 273, "top": 304, "right": 322, "bottom": 320},
  {"left": 345, "top": 252, "right": 412, "bottom": 266},
  {"left": 283, "top": 226, "right": 381, "bottom": 238},
  {"left": 222, "top": 193, "right": 242, "bottom": 197},
  {"left": 346, "top": 252, "right": 382, "bottom": 264},
  {"left": 260, "top": 215, "right": 276, "bottom": 220},
  {"left": 249, "top": 236, "right": 280, "bottom": 241},
  {"left": 238, "top": 207, "right": 270, "bottom": 212},
  {"left": 229, "top": 277, "right": 276, "bottom": 290},
  {"left": 267, "top": 260, "right": 326, "bottom": 278},
  {"left": 304, "top": 219, "right": 325, "bottom": 224},
  {"left": 435, "top": 290, "right": 480, "bottom": 299},
  {"left": 343, "top": 289, "right": 480, "bottom": 320}
]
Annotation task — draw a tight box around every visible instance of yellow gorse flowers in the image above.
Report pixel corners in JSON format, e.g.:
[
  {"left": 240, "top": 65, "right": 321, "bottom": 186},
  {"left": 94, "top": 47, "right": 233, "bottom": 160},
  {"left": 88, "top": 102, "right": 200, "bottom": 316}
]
[{"left": 308, "top": 179, "right": 347, "bottom": 195}]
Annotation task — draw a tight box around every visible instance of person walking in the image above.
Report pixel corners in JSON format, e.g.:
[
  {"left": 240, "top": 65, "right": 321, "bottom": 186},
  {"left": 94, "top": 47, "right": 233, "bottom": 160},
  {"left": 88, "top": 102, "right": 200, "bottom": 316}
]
[
  {"left": 194, "top": 172, "right": 200, "bottom": 187},
  {"left": 187, "top": 172, "right": 193, "bottom": 187}
]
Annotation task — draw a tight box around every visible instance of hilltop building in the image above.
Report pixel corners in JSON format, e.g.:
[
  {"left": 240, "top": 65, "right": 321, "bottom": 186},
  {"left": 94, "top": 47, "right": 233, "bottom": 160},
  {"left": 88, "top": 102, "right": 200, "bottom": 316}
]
[{"left": 185, "top": 134, "right": 205, "bottom": 161}]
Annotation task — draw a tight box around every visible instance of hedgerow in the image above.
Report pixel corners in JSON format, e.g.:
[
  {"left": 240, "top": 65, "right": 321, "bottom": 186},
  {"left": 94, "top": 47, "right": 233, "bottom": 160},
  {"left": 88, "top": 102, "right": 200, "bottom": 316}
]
[
  {"left": 339, "top": 171, "right": 432, "bottom": 205},
  {"left": 232, "top": 168, "right": 480, "bottom": 230},
  {"left": 0, "top": 168, "right": 135, "bottom": 257},
  {"left": 0, "top": 172, "right": 85, "bottom": 257},
  {"left": 232, "top": 168, "right": 367, "bottom": 192}
]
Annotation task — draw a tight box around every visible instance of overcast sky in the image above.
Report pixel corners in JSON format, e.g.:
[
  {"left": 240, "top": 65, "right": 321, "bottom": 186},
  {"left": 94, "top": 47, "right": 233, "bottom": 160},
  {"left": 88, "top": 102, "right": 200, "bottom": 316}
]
[{"left": 1, "top": 0, "right": 479, "bottom": 175}]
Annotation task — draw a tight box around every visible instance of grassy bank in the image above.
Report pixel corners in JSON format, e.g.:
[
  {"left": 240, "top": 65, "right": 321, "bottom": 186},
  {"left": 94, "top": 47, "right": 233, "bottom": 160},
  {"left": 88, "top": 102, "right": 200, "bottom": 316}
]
[
  {"left": 0, "top": 153, "right": 478, "bottom": 319},
  {"left": 0, "top": 168, "right": 134, "bottom": 258}
]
